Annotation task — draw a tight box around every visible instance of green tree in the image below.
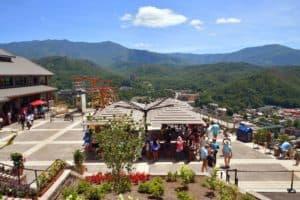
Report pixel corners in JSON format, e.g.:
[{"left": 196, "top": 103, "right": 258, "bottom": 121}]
[{"left": 96, "top": 115, "right": 144, "bottom": 193}]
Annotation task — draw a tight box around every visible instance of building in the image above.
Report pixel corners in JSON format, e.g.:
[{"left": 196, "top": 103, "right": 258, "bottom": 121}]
[{"left": 0, "top": 49, "right": 56, "bottom": 124}]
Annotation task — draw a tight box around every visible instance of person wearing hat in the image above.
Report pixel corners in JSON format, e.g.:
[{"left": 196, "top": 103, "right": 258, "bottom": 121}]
[{"left": 222, "top": 140, "right": 232, "bottom": 168}]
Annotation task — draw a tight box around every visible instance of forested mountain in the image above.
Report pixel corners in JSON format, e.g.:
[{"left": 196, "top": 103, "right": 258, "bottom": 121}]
[
  {"left": 213, "top": 67, "right": 300, "bottom": 111},
  {"left": 0, "top": 40, "right": 182, "bottom": 66},
  {"left": 1, "top": 40, "right": 300, "bottom": 66},
  {"left": 172, "top": 44, "right": 300, "bottom": 66},
  {"left": 34, "top": 56, "right": 300, "bottom": 111},
  {"left": 35, "top": 56, "right": 122, "bottom": 89}
]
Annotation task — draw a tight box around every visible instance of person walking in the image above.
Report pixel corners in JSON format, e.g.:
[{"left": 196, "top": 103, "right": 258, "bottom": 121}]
[
  {"left": 222, "top": 140, "right": 232, "bottom": 168},
  {"left": 26, "top": 114, "right": 32, "bottom": 130}
]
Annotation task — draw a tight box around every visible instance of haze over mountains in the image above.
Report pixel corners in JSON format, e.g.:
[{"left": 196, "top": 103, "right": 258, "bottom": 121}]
[{"left": 1, "top": 40, "right": 300, "bottom": 66}]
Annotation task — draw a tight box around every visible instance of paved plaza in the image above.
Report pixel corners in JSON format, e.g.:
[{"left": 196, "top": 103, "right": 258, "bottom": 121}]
[{"left": 1, "top": 117, "right": 300, "bottom": 194}]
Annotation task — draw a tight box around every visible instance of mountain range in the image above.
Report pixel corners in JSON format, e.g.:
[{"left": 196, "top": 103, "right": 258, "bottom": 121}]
[{"left": 1, "top": 40, "right": 300, "bottom": 66}]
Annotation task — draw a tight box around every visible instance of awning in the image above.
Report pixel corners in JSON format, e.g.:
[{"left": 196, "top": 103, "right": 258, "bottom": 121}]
[
  {"left": 0, "top": 85, "right": 57, "bottom": 100},
  {"left": 30, "top": 99, "right": 47, "bottom": 106}
]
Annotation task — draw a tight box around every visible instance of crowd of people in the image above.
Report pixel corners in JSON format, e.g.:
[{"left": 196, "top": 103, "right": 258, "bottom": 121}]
[
  {"left": 143, "top": 122, "right": 233, "bottom": 172},
  {"left": 18, "top": 105, "right": 47, "bottom": 130}
]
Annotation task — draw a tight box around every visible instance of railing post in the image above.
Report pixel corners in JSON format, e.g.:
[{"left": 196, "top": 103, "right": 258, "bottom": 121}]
[
  {"left": 226, "top": 170, "right": 230, "bottom": 183},
  {"left": 287, "top": 170, "right": 296, "bottom": 193},
  {"left": 234, "top": 169, "right": 238, "bottom": 186},
  {"left": 35, "top": 169, "right": 40, "bottom": 191}
]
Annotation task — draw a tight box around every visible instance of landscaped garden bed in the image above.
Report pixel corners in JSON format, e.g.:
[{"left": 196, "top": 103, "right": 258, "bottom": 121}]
[{"left": 60, "top": 166, "right": 256, "bottom": 200}]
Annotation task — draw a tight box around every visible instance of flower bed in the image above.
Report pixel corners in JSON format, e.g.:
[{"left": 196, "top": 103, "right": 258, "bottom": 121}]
[
  {"left": 37, "top": 159, "right": 66, "bottom": 195},
  {"left": 60, "top": 166, "right": 256, "bottom": 200},
  {"left": 86, "top": 172, "right": 150, "bottom": 185}
]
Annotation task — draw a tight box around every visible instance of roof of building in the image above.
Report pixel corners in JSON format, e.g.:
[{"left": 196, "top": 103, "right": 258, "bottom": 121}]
[
  {"left": 0, "top": 49, "right": 53, "bottom": 76},
  {"left": 91, "top": 98, "right": 206, "bottom": 130},
  {"left": 0, "top": 85, "right": 57, "bottom": 101}
]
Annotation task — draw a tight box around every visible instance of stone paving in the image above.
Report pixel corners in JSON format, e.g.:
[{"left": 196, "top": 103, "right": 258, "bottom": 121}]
[{"left": 1, "top": 116, "right": 300, "bottom": 196}]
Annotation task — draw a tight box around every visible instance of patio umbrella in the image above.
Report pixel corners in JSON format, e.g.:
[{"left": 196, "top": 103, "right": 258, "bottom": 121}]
[{"left": 30, "top": 99, "right": 46, "bottom": 106}]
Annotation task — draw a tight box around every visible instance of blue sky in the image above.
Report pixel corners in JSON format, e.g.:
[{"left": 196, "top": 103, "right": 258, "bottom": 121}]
[{"left": 1, "top": 0, "right": 300, "bottom": 53}]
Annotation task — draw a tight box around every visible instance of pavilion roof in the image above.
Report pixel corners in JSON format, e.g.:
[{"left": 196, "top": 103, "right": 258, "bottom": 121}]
[{"left": 91, "top": 98, "right": 206, "bottom": 130}]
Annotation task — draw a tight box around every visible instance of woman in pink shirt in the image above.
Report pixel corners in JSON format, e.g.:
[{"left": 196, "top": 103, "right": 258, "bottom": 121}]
[{"left": 175, "top": 136, "right": 184, "bottom": 161}]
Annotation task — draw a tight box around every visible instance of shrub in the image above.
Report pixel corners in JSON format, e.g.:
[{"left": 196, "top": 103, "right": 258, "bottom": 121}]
[
  {"left": 85, "top": 186, "right": 103, "bottom": 200},
  {"left": 138, "top": 177, "right": 164, "bottom": 198},
  {"left": 177, "top": 191, "right": 193, "bottom": 200},
  {"left": 97, "top": 182, "right": 113, "bottom": 194},
  {"left": 62, "top": 186, "right": 77, "bottom": 199},
  {"left": 203, "top": 168, "right": 218, "bottom": 191},
  {"left": 179, "top": 165, "right": 195, "bottom": 188},
  {"left": 166, "top": 171, "right": 177, "bottom": 182},
  {"left": 10, "top": 152, "right": 24, "bottom": 168},
  {"left": 74, "top": 149, "right": 84, "bottom": 167},
  {"left": 149, "top": 183, "right": 164, "bottom": 199},
  {"left": 240, "top": 193, "right": 256, "bottom": 200},
  {"left": 114, "top": 176, "right": 131, "bottom": 194},
  {"left": 216, "top": 181, "right": 238, "bottom": 200},
  {"left": 76, "top": 181, "right": 91, "bottom": 195},
  {"left": 138, "top": 182, "right": 150, "bottom": 193}
]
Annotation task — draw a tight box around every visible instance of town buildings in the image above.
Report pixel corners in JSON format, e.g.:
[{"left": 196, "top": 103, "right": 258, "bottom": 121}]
[{"left": 0, "top": 49, "right": 56, "bottom": 124}]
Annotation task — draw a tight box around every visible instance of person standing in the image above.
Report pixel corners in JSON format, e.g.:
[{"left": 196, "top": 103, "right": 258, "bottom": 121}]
[
  {"left": 294, "top": 148, "right": 300, "bottom": 166},
  {"left": 175, "top": 136, "right": 184, "bottom": 162},
  {"left": 280, "top": 141, "right": 291, "bottom": 159},
  {"left": 20, "top": 113, "right": 25, "bottom": 130},
  {"left": 200, "top": 144, "right": 209, "bottom": 172},
  {"left": 210, "top": 138, "right": 220, "bottom": 166},
  {"left": 222, "top": 140, "right": 232, "bottom": 168},
  {"left": 210, "top": 123, "right": 220, "bottom": 140},
  {"left": 188, "top": 138, "right": 197, "bottom": 162},
  {"left": 7, "top": 111, "right": 12, "bottom": 124},
  {"left": 151, "top": 139, "right": 160, "bottom": 162}
]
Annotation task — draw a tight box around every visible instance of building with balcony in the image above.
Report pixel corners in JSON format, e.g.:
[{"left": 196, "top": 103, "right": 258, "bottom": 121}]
[{"left": 0, "top": 49, "right": 56, "bottom": 124}]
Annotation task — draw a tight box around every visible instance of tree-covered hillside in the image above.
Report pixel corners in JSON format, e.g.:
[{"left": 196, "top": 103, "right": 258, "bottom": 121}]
[
  {"left": 211, "top": 67, "right": 300, "bottom": 111},
  {"left": 34, "top": 56, "right": 300, "bottom": 111},
  {"left": 35, "top": 56, "right": 122, "bottom": 89}
]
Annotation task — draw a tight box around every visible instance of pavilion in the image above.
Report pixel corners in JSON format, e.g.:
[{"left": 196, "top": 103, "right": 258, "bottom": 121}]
[{"left": 87, "top": 98, "right": 206, "bottom": 131}]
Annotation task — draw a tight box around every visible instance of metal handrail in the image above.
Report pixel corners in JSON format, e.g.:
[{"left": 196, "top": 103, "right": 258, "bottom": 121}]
[{"left": 224, "top": 168, "right": 299, "bottom": 193}]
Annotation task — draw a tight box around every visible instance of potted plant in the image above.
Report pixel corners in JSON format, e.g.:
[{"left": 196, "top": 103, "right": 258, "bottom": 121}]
[
  {"left": 73, "top": 149, "right": 85, "bottom": 174},
  {"left": 10, "top": 152, "right": 25, "bottom": 176}
]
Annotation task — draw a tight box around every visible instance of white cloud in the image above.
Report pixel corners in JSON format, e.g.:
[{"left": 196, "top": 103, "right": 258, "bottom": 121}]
[
  {"left": 216, "top": 17, "right": 241, "bottom": 24},
  {"left": 190, "top": 19, "right": 203, "bottom": 31},
  {"left": 120, "top": 13, "right": 132, "bottom": 21},
  {"left": 122, "top": 6, "right": 187, "bottom": 28}
]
